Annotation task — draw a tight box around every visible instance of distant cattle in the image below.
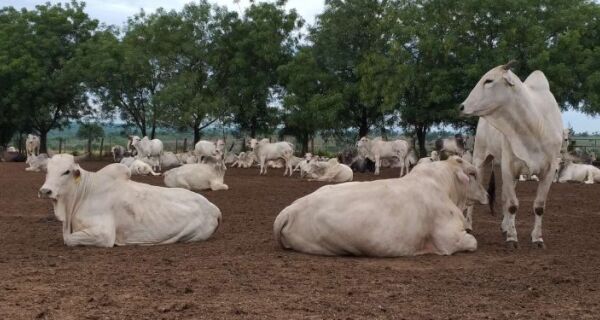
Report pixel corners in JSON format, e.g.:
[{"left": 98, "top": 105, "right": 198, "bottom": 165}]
[
  {"left": 160, "top": 152, "right": 182, "bottom": 168},
  {"left": 249, "top": 138, "right": 295, "bottom": 176},
  {"left": 129, "top": 159, "right": 161, "bottom": 176},
  {"left": 25, "top": 154, "right": 50, "bottom": 172},
  {"left": 357, "top": 137, "right": 411, "bottom": 176},
  {"left": 130, "top": 136, "right": 163, "bottom": 171},
  {"left": 38, "top": 154, "right": 221, "bottom": 247},
  {"left": 164, "top": 154, "right": 228, "bottom": 191},
  {"left": 111, "top": 145, "right": 126, "bottom": 163},
  {"left": 195, "top": 139, "right": 225, "bottom": 163},
  {"left": 26, "top": 134, "right": 40, "bottom": 157},
  {"left": 274, "top": 157, "right": 488, "bottom": 257},
  {"left": 557, "top": 161, "right": 600, "bottom": 184},
  {"left": 304, "top": 158, "right": 353, "bottom": 183}
]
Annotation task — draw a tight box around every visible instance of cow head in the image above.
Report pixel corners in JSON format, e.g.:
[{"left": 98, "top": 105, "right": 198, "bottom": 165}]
[
  {"left": 130, "top": 135, "right": 141, "bottom": 146},
  {"left": 249, "top": 138, "right": 258, "bottom": 150},
  {"left": 215, "top": 139, "right": 225, "bottom": 151},
  {"left": 356, "top": 137, "right": 370, "bottom": 156},
  {"left": 449, "top": 156, "right": 488, "bottom": 205},
  {"left": 460, "top": 60, "right": 520, "bottom": 117},
  {"left": 430, "top": 151, "right": 439, "bottom": 161},
  {"left": 39, "top": 154, "right": 81, "bottom": 201}
]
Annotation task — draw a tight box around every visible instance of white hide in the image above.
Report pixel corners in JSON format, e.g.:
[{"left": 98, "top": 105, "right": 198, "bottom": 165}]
[
  {"left": 357, "top": 137, "right": 411, "bottom": 176},
  {"left": 164, "top": 162, "right": 228, "bottom": 191},
  {"left": 249, "top": 138, "right": 295, "bottom": 176}
]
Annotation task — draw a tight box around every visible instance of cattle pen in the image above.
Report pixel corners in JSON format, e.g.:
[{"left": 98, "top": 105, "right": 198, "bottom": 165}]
[{"left": 1, "top": 160, "right": 600, "bottom": 319}]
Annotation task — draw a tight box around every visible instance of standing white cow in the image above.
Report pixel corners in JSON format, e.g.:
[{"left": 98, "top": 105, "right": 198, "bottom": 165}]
[
  {"left": 273, "top": 157, "right": 488, "bottom": 257},
  {"left": 357, "top": 137, "right": 411, "bottom": 176},
  {"left": 26, "top": 134, "right": 40, "bottom": 157},
  {"left": 304, "top": 158, "right": 353, "bottom": 183},
  {"left": 194, "top": 139, "right": 225, "bottom": 163},
  {"left": 249, "top": 138, "right": 295, "bottom": 176},
  {"left": 164, "top": 155, "right": 228, "bottom": 191},
  {"left": 460, "top": 61, "right": 563, "bottom": 248},
  {"left": 130, "top": 136, "right": 163, "bottom": 171},
  {"left": 38, "top": 154, "right": 221, "bottom": 247}
]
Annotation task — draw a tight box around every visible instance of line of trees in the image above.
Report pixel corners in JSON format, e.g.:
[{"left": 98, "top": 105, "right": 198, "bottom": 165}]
[{"left": 1, "top": 0, "right": 599, "bottom": 156}]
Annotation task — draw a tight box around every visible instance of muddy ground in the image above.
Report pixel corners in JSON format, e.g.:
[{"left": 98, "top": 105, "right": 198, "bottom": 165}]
[{"left": 1, "top": 161, "right": 599, "bottom": 319}]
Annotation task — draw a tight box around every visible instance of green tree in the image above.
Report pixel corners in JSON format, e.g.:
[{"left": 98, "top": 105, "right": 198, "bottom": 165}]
[
  {"left": 279, "top": 47, "right": 340, "bottom": 153},
  {"left": 212, "top": 1, "right": 302, "bottom": 137},
  {"left": 76, "top": 122, "right": 104, "bottom": 156},
  {"left": 0, "top": 2, "right": 97, "bottom": 152},
  {"left": 309, "top": 0, "right": 390, "bottom": 138}
]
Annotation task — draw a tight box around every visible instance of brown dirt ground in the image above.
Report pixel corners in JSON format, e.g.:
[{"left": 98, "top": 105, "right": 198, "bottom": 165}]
[{"left": 1, "top": 160, "right": 600, "bottom": 320}]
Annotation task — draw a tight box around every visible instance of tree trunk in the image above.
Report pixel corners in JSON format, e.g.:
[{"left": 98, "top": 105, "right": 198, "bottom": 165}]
[
  {"left": 183, "top": 138, "right": 188, "bottom": 153},
  {"left": 300, "top": 133, "right": 309, "bottom": 155},
  {"left": 87, "top": 138, "right": 92, "bottom": 159},
  {"left": 193, "top": 126, "right": 201, "bottom": 144},
  {"left": 39, "top": 131, "right": 48, "bottom": 154},
  {"left": 150, "top": 125, "right": 156, "bottom": 140},
  {"left": 310, "top": 135, "right": 315, "bottom": 154},
  {"left": 99, "top": 137, "right": 104, "bottom": 158},
  {"left": 58, "top": 138, "right": 63, "bottom": 154},
  {"left": 358, "top": 111, "right": 369, "bottom": 138},
  {"left": 416, "top": 125, "right": 428, "bottom": 158}
]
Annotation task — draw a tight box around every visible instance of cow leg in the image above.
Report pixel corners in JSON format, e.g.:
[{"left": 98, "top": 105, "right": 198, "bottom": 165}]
[
  {"left": 531, "top": 168, "right": 554, "bottom": 248},
  {"left": 63, "top": 226, "right": 115, "bottom": 248},
  {"left": 260, "top": 158, "right": 266, "bottom": 175},
  {"left": 210, "top": 182, "right": 229, "bottom": 191},
  {"left": 432, "top": 209, "right": 477, "bottom": 255},
  {"left": 500, "top": 160, "right": 519, "bottom": 248},
  {"left": 374, "top": 156, "right": 381, "bottom": 175},
  {"left": 585, "top": 169, "right": 594, "bottom": 184}
]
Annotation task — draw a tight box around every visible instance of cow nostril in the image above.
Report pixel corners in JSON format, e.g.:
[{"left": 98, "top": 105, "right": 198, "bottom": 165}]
[
  {"left": 459, "top": 104, "right": 465, "bottom": 111},
  {"left": 39, "top": 188, "right": 52, "bottom": 197}
]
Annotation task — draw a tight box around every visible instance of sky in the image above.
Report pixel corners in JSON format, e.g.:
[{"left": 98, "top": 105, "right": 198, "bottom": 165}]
[{"left": 2, "top": 0, "right": 598, "bottom": 132}]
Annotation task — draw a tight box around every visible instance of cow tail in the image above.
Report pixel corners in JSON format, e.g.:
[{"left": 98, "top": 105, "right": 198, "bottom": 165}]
[
  {"left": 273, "top": 210, "right": 290, "bottom": 249},
  {"left": 488, "top": 167, "right": 496, "bottom": 215}
]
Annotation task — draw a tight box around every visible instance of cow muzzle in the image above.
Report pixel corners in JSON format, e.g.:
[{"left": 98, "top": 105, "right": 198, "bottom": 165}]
[{"left": 38, "top": 188, "right": 54, "bottom": 199}]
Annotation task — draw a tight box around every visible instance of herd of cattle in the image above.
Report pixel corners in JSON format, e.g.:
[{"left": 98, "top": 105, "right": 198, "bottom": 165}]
[{"left": 7, "top": 62, "right": 600, "bottom": 255}]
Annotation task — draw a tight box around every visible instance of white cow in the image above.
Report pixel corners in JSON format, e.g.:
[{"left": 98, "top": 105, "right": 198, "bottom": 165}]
[
  {"left": 304, "top": 158, "right": 353, "bottom": 183},
  {"left": 160, "top": 152, "right": 182, "bottom": 168},
  {"left": 557, "top": 161, "right": 600, "bottom": 184},
  {"left": 120, "top": 156, "right": 135, "bottom": 167},
  {"left": 25, "top": 153, "right": 50, "bottom": 172},
  {"left": 231, "top": 151, "right": 256, "bottom": 168},
  {"left": 129, "top": 159, "right": 161, "bottom": 176},
  {"left": 462, "top": 150, "right": 473, "bottom": 164},
  {"left": 274, "top": 157, "right": 488, "bottom": 256},
  {"left": 435, "top": 134, "right": 466, "bottom": 159},
  {"left": 7, "top": 146, "right": 17, "bottom": 152},
  {"left": 130, "top": 136, "right": 163, "bottom": 171},
  {"left": 224, "top": 153, "right": 238, "bottom": 166},
  {"left": 26, "top": 134, "right": 40, "bottom": 157},
  {"left": 111, "top": 145, "right": 126, "bottom": 163},
  {"left": 164, "top": 157, "right": 228, "bottom": 191},
  {"left": 249, "top": 138, "right": 295, "bottom": 176},
  {"left": 194, "top": 139, "right": 225, "bottom": 163},
  {"left": 38, "top": 154, "right": 221, "bottom": 247},
  {"left": 357, "top": 137, "right": 411, "bottom": 176},
  {"left": 417, "top": 151, "right": 440, "bottom": 165},
  {"left": 461, "top": 61, "right": 563, "bottom": 248}
]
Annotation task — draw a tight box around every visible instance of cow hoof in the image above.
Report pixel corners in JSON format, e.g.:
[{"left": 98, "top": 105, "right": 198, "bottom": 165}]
[
  {"left": 501, "top": 231, "right": 507, "bottom": 238},
  {"left": 465, "top": 228, "right": 473, "bottom": 234},
  {"left": 505, "top": 241, "right": 519, "bottom": 250},
  {"left": 533, "top": 241, "right": 546, "bottom": 249}
]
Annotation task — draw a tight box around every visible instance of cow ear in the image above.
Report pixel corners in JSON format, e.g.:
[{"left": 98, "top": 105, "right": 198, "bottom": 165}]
[
  {"left": 456, "top": 170, "right": 469, "bottom": 185},
  {"left": 503, "top": 72, "right": 516, "bottom": 86}
]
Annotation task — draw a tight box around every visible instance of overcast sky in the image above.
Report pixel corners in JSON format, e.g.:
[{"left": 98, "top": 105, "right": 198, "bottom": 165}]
[{"left": 2, "top": 0, "right": 598, "bottom": 132}]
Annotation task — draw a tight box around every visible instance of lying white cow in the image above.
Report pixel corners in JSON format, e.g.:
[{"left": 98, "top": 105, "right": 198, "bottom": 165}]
[
  {"left": 130, "top": 136, "right": 163, "bottom": 171},
  {"left": 26, "top": 154, "right": 50, "bottom": 172},
  {"left": 557, "top": 162, "right": 600, "bottom": 184},
  {"left": 7, "top": 146, "right": 17, "bottom": 152},
  {"left": 194, "top": 139, "right": 225, "bottom": 163},
  {"left": 231, "top": 151, "right": 256, "bottom": 168},
  {"left": 249, "top": 138, "right": 294, "bottom": 176},
  {"left": 461, "top": 61, "right": 563, "bottom": 248},
  {"left": 304, "top": 158, "right": 353, "bottom": 183},
  {"left": 129, "top": 159, "right": 161, "bottom": 176},
  {"left": 38, "top": 154, "right": 221, "bottom": 247},
  {"left": 120, "top": 156, "right": 135, "bottom": 167},
  {"left": 224, "top": 153, "right": 238, "bottom": 166},
  {"left": 357, "top": 137, "right": 411, "bottom": 176},
  {"left": 417, "top": 151, "right": 440, "bottom": 165},
  {"left": 160, "top": 152, "right": 182, "bottom": 168},
  {"left": 111, "top": 145, "right": 126, "bottom": 162},
  {"left": 274, "top": 157, "right": 488, "bottom": 256},
  {"left": 164, "top": 158, "right": 228, "bottom": 191},
  {"left": 26, "top": 134, "right": 40, "bottom": 157}
]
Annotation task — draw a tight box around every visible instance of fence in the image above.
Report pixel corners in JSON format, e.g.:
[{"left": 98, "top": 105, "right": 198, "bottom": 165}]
[{"left": 570, "top": 137, "right": 600, "bottom": 155}]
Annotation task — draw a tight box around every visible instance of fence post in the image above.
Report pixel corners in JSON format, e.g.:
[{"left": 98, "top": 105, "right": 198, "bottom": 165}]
[
  {"left": 58, "top": 138, "right": 63, "bottom": 154},
  {"left": 175, "top": 138, "right": 178, "bottom": 153},
  {"left": 183, "top": 138, "right": 187, "bottom": 153},
  {"left": 99, "top": 137, "right": 104, "bottom": 159}
]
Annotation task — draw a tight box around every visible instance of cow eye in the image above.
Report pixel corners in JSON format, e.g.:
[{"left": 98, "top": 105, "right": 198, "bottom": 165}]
[
  {"left": 62, "top": 170, "right": 70, "bottom": 176},
  {"left": 484, "top": 79, "right": 493, "bottom": 84}
]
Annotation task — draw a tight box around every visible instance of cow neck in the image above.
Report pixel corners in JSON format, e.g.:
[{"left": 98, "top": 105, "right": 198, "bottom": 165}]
[
  {"left": 61, "top": 169, "right": 92, "bottom": 235},
  {"left": 482, "top": 88, "right": 548, "bottom": 173}
]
